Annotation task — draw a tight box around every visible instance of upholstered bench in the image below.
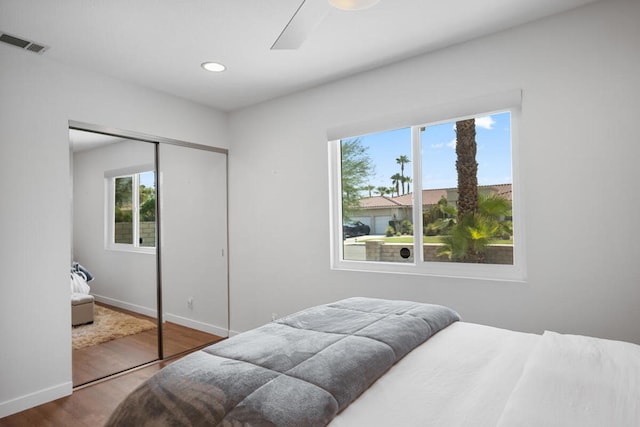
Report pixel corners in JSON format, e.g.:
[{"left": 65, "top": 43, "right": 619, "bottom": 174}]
[{"left": 71, "top": 293, "right": 95, "bottom": 326}]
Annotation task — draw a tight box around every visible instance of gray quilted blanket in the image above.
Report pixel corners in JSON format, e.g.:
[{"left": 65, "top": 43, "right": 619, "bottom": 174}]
[{"left": 105, "top": 297, "right": 460, "bottom": 426}]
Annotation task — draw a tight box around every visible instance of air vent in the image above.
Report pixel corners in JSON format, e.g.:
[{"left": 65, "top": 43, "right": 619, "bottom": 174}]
[{"left": 0, "top": 32, "right": 48, "bottom": 54}]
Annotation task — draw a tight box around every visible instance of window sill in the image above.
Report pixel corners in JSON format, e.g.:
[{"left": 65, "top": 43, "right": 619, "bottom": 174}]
[
  {"left": 331, "top": 258, "right": 526, "bottom": 283},
  {"left": 105, "top": 244, "right": 156, "bottom": 255}
]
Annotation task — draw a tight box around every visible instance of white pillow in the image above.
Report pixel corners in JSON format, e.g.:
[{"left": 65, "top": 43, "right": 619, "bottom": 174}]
[{"left": 70, "top": 271, "right": 90, "bottom": 294}]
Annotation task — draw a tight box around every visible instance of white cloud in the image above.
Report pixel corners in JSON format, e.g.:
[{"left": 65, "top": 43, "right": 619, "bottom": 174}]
[
  {"left": 431, "top": 143, "right": 445, "bottom": 148},
  {"left": 475, "top": 116, "right": 496, "bottom": 130},
  {"left": 447, "top": 139, "right": 456, "bottom": 149}
]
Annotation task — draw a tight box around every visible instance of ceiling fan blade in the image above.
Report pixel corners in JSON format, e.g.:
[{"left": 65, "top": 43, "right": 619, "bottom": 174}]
[{"left": 271, "top": 0, "right": 330, "bottom": 50}]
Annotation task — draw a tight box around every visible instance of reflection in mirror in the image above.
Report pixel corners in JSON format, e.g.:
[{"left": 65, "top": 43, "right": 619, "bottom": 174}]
[
  {"left": 70, "top": 129, "right": 158, "bottom": 386},
  {"left": 158, "top": 143, "right": 228, "bottom": 358}
]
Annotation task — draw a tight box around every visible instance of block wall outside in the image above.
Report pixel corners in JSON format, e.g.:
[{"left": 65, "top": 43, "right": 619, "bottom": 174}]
[
  {"left": 365, "top": 240, "right": 513, "bottom": 264},
  {"left": 114, "top": 221, "right": 155, "bottom": 246}
]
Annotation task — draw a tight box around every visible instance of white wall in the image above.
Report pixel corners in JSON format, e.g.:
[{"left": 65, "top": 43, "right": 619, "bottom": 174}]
[
  {"left": 0, "top": 46, "right": 228, "bottom": 417},
  {"left": 73, "top": 140, "right": 157, "bottom": 315},
  {"left": 228, "top": 0, "right": 640, "bottom": 343}
]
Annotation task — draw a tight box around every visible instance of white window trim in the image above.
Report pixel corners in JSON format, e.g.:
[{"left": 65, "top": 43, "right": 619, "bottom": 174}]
[
  {"left": 104, "top": 164, "right": 156, "bottom": 254},
  {"left": 328, "top": 92, "right": 526, "bottom": 283}
]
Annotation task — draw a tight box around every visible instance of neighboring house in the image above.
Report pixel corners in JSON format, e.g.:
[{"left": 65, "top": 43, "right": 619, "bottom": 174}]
[{"left": 350, "top": 184, "right": 512, "bottom": 235}]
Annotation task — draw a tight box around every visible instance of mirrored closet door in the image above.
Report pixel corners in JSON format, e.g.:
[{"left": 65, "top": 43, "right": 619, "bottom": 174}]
[
  {"left": 70, "top": 125, "right": 228, "bottom": 387},
  {"left": 158, "top": 143, "right": 229, "bottom": 358},
  {"left": 70, "top": 130, "right": 158, "bottom": 386}
]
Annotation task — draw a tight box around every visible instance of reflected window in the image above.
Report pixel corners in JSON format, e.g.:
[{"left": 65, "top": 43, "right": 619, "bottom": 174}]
[{"left": 108, "top": 169, "right": 156, "bottom": 250}]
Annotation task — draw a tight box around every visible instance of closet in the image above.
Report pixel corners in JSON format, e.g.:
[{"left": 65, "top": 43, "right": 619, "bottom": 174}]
[
  {"left": 158, "top": 143, "right": 229, "bottom": 358},
  {"left": 69, "top": 124, "right": 228, "bottom": 386}
]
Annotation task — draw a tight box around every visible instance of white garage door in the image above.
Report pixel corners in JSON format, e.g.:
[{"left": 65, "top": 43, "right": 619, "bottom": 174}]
[{"left": 374, "top": 216, "right": 393, "bottom": 235}]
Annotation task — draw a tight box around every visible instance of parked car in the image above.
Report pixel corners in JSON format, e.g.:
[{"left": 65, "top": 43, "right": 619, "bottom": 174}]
[{"left": 343, "top": 221, "right": 371, "bottom": 238}]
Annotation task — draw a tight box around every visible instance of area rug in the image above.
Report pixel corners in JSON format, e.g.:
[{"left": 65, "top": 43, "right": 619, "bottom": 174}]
[{"left": 72, "top": 305, "right": 157, "bottom": 350}]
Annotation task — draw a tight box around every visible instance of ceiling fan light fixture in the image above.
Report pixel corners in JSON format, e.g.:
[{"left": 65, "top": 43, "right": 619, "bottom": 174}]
[
  {"left": 201, "top": 62, "right": 226, "bottom": 73},
  {"left": 328, "top": 0, "right": 380, "bottom": 11}
]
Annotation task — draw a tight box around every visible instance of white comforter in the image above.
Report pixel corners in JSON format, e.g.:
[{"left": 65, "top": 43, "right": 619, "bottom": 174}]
[
  {"left": 330, "top": 322, "right": 539, "bottom": 426},
  {"left": 496, "top": 331, "right": 640, "bottom": 427},
  {"left": 330, "top": 322, "right": 640, "bottom": 427}
]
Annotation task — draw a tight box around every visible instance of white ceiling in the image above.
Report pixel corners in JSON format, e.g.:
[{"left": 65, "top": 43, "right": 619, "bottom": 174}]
[{"left": 1, "top": 0, "right": 600, "bottom": 112}]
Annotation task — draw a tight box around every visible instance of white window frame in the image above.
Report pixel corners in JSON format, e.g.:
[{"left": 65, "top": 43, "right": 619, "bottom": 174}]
[
  {"left": 328, "top": 91, "right": 525, "bottom": 282},
  {"left": 104, "top": 164, "right": 156, "bottom": 254}
]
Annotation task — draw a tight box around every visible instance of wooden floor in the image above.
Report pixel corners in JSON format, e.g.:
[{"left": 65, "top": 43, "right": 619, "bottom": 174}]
[
  {"left": 73, "top": 303, "right": 222, "bottom": 386},
  {"left": 0, "top": 304, "right": 225, "bottom": 426},
  {"left": 0, "top": 358, "right": 179, "bottom": 427}
]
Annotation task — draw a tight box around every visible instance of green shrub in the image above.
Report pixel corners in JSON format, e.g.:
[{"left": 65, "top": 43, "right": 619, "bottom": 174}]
[
  {"left": 385, "top": 226, "right": 396, "bottom": 237},
  {"left": 140, "top": 197, "right": 156, "bottom": 221},
  {"left": 114, "top": 207, "right": 132, "bottom": 223},
  {"left": 424, "top": 224, "right": 439, "bottom": 236}
]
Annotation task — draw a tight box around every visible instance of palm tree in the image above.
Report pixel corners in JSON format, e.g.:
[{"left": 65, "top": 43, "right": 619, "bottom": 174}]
[
  {"left": 443, "top": 118, "right": 479, "bottom": 261},
  {"left": 478, "top": 193, "right": 513, "bottom": 239},
  {"left": 390, "top": 173, "right": 403, "bottom": 196},
  {"left": 375, "top": 186, "right": 391, "bottom": 197},
  {"left": 455, "top": 119, "right": 478, "bottom": 218},
  {"left": 436, "top": 193, "right": 512, "bottom": 262},
  {"left": 432, "top": 118, "right": 513, "bottom": 263},
  {"left": 401, "top": 176, "right": 412, "bottom": 194},
  {"left": 396, "top": 155, "right": 411, "bottom": 180},
  {"left": 363, "top": 184, "right": 376, "bottom": 197},
  {"left": 438, "top": 214, "right": 499, "bottom": 263}
]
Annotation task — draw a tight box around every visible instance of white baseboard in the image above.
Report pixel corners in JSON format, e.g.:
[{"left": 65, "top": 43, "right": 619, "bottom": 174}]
[
  {"left": 228, "top": 329, "right": 243, "bottom": 337},
  {"left": 88, "top": 295, "right": 229, "bottom": 338},
  {"left": 92, "top": 294, "right": 157, "bottom": 318},
  {"left": 163, "top": 313, "right": 229, "bottom": 338},
  {"left": 0, "top": 381, "right": 72, "bottom": 419}
]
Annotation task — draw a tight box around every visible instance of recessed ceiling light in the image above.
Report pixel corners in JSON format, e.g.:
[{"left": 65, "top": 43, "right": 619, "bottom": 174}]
[
  {"left": 201, "top": 62, "right": 226, "bottom": 73},
  {"left": 328, "top": 0, "right": 380, "bottom": 11}
]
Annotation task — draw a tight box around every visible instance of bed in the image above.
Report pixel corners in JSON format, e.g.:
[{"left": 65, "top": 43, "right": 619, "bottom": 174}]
[{"left": 106, "top": 297, "right": 640, "bottom": 426}]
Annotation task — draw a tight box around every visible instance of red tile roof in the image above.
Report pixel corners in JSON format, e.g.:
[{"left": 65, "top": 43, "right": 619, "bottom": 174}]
[
  {"left": 358, "top": 196, "right": 404, "bottom": 208},
  {"left": 358, "top": 184, "right": 512, "bottom": 208},
  {"left": 485, "top": 183, "right": 512, "bottom": 201}
]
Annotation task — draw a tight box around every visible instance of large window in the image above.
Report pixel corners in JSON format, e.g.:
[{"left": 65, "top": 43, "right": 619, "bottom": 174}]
[
  {"left": 329, "top": 108, "right": 524, "bottom": 281},
  {"left": 107, "top": 168, "right": 156, "bottom": 252}
]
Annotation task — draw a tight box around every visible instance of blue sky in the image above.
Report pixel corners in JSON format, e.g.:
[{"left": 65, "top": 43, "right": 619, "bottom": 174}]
[
  {"left": 139, "top": 170, "right": 155, "bottom": 188},
  {"left": 351, "top": 111, "right": 512, "bottom": 193}
]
